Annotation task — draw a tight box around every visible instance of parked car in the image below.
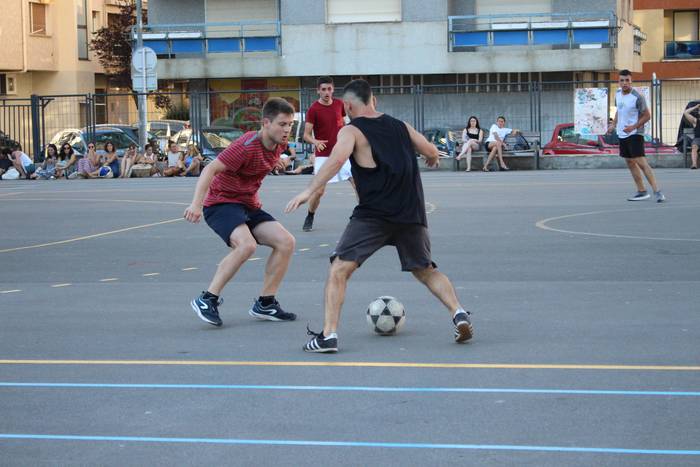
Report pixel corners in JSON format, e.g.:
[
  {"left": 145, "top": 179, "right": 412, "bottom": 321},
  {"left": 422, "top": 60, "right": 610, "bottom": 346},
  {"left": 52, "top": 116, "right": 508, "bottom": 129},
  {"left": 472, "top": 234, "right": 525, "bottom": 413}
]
[
  {"left": 93, "top": 125, "right": 158, "bottom": 148},
  {"left": 50, "top": 127, "right": 139, "bottom": 157},
  {"left": 172, "top": 126, "right": 245, "bottom": 162},
  {"left": 542, "top": 123, "right": 680, "bottom": 155},
  {"left": 145, "top": 120, "right": 187, "bottom": 152}
]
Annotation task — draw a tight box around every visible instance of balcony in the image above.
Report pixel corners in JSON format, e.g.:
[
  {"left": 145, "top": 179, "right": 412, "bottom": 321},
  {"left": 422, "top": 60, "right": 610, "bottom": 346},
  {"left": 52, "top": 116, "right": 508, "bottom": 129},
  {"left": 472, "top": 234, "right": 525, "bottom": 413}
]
[
  {"left": 665, "top": 41, "right": 700, "bottom": 60},
  {"left": 448, "top": 12, "right": 617, "bottom": 52},
  {"left": 134, "top": 21, "right": 281, "bottom": 58}
]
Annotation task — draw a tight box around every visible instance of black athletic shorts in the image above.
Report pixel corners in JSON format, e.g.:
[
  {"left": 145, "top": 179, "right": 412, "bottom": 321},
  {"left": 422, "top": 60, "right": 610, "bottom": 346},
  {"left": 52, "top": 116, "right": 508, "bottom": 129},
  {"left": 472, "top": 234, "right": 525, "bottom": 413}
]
[
  {"left": 203, "top": 203, "right": 275, "bottom": 246},
  {"left": 619, "top": 135, "right": 645, "bottom": 158},
  {"left": 331, "top": 217, "right": 436, "bottom": 272}
]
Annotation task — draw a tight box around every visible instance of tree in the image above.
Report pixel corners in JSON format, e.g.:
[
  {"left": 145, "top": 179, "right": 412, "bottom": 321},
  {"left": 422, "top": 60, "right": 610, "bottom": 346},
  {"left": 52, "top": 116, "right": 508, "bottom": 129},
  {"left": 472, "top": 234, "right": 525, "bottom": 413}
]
[{"left": 90, "top": 1, "right": 171, "bottom": 109}]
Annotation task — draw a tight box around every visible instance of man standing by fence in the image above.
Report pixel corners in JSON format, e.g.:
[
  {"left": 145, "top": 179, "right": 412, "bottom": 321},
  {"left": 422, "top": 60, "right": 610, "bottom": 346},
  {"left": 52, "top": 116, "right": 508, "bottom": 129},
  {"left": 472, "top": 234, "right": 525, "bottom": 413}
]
[
  {"left": 609, "top": 70, "right": 665, "bottom": 203},
  {"left": 301, "top": 76, "right": 353, "bottom": 232}
]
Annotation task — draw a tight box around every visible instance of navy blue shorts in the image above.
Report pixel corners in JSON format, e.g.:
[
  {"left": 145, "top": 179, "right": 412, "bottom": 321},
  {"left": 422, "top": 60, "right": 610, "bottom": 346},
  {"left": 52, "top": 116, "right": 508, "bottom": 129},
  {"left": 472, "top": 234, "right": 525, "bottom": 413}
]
[{"left": 203, "top": 203, "right": 275, "bottom": 246}]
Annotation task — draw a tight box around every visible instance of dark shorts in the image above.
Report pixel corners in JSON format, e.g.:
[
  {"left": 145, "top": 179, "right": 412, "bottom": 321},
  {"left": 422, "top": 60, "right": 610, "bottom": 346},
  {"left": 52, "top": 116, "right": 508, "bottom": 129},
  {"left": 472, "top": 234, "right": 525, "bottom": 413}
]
[
  {"left": 331, "top": 217, "right": 436, "bottom": 272},
  {"left": 619, "top": 135, "right": 645, "bottom": 158},
  {"left": 692, "top": 137, "right": 700, "bottom": 148},
  {"left": 203, "top": 203, "right": 275, "bottom": 246}
]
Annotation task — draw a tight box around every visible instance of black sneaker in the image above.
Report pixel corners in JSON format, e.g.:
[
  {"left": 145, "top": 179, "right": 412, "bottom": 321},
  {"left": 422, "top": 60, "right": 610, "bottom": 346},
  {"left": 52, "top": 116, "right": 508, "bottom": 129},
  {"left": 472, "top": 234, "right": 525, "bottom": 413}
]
[
  {"left": 453, "top": 311, "right": 473, "bottom": 343},
  {"left": 249, "top": 298, "right": 297, "bottom": 321},
  {"left": 302, "top": 214, "right": 314, "bottom": 232},
  {"left": 303, "top": 326, "right": 338, "bottom": 353},
  {"left": 191, "top": 292, "right": 223, "bottom": 327},
  {"left": 627, "top": 191, "right": 650, "bottom": 201}
]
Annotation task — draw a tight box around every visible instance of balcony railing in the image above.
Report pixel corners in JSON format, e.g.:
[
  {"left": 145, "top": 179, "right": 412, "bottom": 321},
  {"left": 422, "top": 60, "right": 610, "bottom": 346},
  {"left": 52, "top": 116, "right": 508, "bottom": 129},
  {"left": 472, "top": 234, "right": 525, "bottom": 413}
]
[
  {"left": 448, "top": 11, "right": 618, "bottom": 52},
  {"left": 132, "top": 21, "right": 281, "bottom": 58},
  {"left": 665, "top": 41, "right": 700, "bottom": 59}
]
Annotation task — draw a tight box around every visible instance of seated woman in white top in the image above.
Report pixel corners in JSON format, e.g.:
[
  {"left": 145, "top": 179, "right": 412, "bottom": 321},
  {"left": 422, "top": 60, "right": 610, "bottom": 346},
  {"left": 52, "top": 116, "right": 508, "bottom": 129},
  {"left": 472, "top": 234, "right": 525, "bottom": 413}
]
[
  {"left": 456, "top": 116, "right": 483, "bottom": 172},
  {"left": 163, "top": 141, "right": 184, "bottom": 177},
  {"left": 484, "top": 116, "right": 519, "bottom": 172}
]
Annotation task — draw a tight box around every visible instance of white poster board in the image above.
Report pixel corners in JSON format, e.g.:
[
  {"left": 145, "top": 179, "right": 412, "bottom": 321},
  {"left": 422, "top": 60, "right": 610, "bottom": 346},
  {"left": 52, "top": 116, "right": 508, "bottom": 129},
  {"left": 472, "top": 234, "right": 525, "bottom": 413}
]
[{"left": 574, "top": 87, "right": 608, "bottom": 135}]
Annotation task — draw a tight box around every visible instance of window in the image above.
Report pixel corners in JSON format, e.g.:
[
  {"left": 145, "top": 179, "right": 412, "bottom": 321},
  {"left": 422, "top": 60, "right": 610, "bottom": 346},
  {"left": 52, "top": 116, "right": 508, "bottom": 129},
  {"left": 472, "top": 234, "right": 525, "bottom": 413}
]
[
  {"left": 77, "top": 0, "right": 89, "bottom": 59},
  {"left": 674, "top": 11, "right": 699, "bottom": 41},
  {"left": 326, "top": 0, "right": 401, "bottom": 24},
  {"left": 30, "top": 2, "right": 47, "bottom": 35},
  {"left": 92, "top": 11, "right": 101, "bottom": 33}
]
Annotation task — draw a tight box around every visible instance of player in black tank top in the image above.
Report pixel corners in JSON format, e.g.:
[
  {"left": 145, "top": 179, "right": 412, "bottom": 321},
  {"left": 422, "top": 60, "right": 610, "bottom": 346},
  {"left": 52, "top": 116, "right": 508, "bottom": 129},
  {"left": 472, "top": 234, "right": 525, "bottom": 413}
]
[{"left": 286, "top": 79, "right": 474, "bottom": 353}]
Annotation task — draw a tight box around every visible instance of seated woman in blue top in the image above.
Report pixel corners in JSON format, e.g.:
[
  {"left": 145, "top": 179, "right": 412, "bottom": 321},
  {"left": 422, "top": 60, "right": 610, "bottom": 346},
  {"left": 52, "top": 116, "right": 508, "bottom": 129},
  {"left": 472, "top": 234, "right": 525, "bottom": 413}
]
[{"left": 101, "top": 141, "right": 120, "bottom": 178}]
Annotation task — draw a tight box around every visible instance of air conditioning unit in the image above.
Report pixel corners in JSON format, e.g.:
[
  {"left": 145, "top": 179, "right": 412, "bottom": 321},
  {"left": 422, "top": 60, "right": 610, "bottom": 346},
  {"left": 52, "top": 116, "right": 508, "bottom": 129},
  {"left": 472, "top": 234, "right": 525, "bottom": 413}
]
[{"left": 1, "top": 74, "right": 17, "bottom": 95}]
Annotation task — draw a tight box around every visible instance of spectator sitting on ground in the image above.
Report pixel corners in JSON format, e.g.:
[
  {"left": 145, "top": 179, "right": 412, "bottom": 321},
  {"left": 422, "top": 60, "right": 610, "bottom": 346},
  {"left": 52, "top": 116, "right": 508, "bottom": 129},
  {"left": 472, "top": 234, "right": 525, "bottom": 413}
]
[
  {"left": 74, "top": 142, "right": 101, "bottom": 178},
  {"left": 120, "top": 143, "right": 138, "bottom": 178},
  {"left": 0, "top": 148, "right": 16, "bottom": 179},
  {"left": 10, "top": 144, "right": 36, "bottom": 179},
  {"left": 284, "top": 152, "right": 314, "bottom": 175},
  {"left": 683, "top": 103, "right": 700, "bottom": 170},
  {"left": 456, "top": 116, "right": 484, "bottom": 172},
  {"left": 56, "top": 143, "right": 78, "bottom": 178},
  {"left": 163, "top": 141, "right": 184, "bottom": 177},
  {"left": 35, "top": 144, "right": 58, "bottom": 179},
  {"left": 484, "top": 116, "right": 519, "bottom": 172},
  {"left": 130, "top": 143, "right": 160, "bottom": 177},
  {"left": 182, "top": 143, "right": 203, "bottom": 177},
  {"left": 100, "top": 141, "right": 120, "bottom": 178},
  {"left": 272, "top": 141, "right": 296, "bottom": 175}
]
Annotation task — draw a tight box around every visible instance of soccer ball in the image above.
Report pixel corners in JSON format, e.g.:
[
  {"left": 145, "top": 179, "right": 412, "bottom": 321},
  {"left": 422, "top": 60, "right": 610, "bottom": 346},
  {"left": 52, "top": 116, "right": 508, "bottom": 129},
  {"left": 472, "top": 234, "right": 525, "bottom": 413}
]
[{"left": 366, "top": 296, "right": 405, "bottom": 335}]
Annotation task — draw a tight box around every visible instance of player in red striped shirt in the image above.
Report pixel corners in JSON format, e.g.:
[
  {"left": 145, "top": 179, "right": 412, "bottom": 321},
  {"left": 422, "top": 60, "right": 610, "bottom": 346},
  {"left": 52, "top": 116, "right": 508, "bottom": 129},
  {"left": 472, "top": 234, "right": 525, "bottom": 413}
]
[{"left": 184, "top": 98, "right": 297, "bottom": 327}]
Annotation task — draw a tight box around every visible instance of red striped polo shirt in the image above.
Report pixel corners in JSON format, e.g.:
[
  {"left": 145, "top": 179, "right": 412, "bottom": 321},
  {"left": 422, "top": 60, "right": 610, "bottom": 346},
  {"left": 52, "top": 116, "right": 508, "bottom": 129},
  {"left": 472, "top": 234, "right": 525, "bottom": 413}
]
[{"left": 203, "top": 131, "right": 281, "bottom": 209}]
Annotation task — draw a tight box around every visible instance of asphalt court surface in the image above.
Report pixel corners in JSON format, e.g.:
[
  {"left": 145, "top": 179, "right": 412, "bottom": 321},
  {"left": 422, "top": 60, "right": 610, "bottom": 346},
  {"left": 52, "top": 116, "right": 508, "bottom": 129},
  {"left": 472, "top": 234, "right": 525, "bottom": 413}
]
[{"left": 1, "top": 169, "right": 699, "bottom": 466}]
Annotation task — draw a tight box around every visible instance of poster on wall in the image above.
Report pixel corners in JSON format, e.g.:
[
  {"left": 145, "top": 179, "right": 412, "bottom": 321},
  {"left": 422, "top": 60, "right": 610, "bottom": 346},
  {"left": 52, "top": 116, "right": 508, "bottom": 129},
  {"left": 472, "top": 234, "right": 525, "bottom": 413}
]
[
  {"left": 574, "top": 87, "right": 608, "bottom": 135},
  {"left": 208, "top": 78, "right": 301, "bottom": 131}
]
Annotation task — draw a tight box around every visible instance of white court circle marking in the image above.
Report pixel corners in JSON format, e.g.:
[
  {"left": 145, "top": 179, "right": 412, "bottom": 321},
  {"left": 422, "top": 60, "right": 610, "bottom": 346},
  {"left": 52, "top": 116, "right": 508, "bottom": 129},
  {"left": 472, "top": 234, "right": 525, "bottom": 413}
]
[{"left": 535, "top": 204, "right": 700, "bottom": 242}]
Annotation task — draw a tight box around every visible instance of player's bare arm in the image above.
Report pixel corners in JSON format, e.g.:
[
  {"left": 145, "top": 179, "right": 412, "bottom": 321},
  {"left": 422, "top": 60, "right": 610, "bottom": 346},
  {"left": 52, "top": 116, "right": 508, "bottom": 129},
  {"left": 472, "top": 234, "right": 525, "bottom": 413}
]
[
  {"left": 405, "top": 122, "right": 439, "bottom": 168},
  {"left": 285, "top": 126, "right": 356, "bottom": 213},
  {"left": 303, "top": 121, "right": 327, "bottom": 152},
  {"left": 184, "top": 158, "right": 226, "bottom": 223}
]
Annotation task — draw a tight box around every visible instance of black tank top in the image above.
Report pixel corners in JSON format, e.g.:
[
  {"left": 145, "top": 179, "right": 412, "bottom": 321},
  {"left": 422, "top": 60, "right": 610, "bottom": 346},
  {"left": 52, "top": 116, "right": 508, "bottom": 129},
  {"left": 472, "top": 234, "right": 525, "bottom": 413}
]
[
  {"left": 349, "top": 114, "right": 427, "bottom": 226},
  {"left": 466, "top": 129, "right": 480, "bottom": 139}
]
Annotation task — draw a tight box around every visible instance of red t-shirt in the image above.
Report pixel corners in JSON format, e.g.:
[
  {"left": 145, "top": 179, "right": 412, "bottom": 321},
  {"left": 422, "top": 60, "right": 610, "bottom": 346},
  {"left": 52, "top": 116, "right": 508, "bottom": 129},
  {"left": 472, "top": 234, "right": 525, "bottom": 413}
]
[
  {"left": 305, "top": 99, "right": 345, "bottom": 157},
  {"left": 203, "top": 131, "right": 281, "bottom": 210}
]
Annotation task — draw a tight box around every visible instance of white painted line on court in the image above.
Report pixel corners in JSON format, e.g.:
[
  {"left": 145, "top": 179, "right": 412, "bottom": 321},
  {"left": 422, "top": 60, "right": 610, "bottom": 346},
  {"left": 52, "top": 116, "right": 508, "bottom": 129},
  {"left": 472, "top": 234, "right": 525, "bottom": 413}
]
[
  {"left": 99, "top": 278, "right": 119, "bottom": 282},
  {"left": 0, "top": 289, "right": 22, "bottom": 294},
  {"left": 50, "top": 283, "right": 72, "bottom": 288},
  {"left": 318, "top": 243, "right": 329, "bottom": 247},
  {"left": 142, "top": 273, "right": 160, "bottom": 277},
  {"left": 535, "top": 204, "right": 700, "bottom": 242},
  {"left": 181, "top": 267, "right": 198, "bottom": 271},
  {"left": 247, "top": 257, "right": 261, "bottom": 262},
  {"left": 3, "top": 382, "right": 699, "bottom": 397},
  {"left": 298, "top": 248, "right": 310, "bottom": 252},
  {"left": 0, "top": 434, "right": 698, "bottom": 455}
]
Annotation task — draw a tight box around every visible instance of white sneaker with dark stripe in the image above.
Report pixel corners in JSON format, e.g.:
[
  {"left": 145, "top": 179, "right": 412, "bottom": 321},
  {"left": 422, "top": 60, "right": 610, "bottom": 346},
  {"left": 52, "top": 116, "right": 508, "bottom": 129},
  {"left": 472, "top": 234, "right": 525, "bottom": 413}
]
[
  {"left": 453, "top": 311, "right": 474, "bottom": 343},
  {"left": 303, "top": 327, "right": 338, "bottom": 353}
]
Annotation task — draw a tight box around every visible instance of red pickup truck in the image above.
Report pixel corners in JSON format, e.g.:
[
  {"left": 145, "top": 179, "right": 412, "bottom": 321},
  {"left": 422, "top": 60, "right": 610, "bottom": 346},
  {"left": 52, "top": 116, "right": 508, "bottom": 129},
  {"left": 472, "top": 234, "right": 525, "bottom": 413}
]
[{"left": 542, "top": 123, "right": 680, "bottom": 155}]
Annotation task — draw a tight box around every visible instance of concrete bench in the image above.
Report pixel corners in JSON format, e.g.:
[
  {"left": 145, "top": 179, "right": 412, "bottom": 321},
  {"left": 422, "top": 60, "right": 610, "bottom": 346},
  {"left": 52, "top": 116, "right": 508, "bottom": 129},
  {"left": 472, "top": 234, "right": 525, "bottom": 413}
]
[{"left": 451, "top": 132, "right": 541, "bottom": 171}]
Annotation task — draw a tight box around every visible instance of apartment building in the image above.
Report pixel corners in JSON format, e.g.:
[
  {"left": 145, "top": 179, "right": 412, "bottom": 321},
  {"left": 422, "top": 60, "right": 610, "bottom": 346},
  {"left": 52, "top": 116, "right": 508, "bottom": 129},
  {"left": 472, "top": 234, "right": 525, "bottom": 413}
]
[{"left": 0, "top": 0, "right": 144, "bottom": 98}]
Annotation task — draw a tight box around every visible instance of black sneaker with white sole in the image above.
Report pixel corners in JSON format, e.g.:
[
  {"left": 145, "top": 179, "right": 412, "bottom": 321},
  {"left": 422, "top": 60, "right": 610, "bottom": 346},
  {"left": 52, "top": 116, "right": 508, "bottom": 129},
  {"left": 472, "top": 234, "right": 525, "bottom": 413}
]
[
  {"left": 248, "top": 298, "right": 297, "bottom": 321},
  {"left": 627, "top": 191, "right": 650, "bottom": 201},
  {"left": 453, "top": 311, "right": 474, "bottom": 343},
  {"left": 191, "top": 292, "right": 223, "bottom": 327},
  {"left": 303, "top": 326, "right": 338, "bottom": 353}
]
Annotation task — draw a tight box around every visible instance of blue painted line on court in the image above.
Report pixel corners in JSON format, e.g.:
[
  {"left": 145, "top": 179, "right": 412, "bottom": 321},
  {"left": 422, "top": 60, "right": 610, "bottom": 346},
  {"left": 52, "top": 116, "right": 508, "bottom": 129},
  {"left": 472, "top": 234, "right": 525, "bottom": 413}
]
[
  {"left": 0, "top": 434, "right": 699, "bottom": 455},
  {"left": 1, "top": 382, "right": 699, "bottom": 397}
]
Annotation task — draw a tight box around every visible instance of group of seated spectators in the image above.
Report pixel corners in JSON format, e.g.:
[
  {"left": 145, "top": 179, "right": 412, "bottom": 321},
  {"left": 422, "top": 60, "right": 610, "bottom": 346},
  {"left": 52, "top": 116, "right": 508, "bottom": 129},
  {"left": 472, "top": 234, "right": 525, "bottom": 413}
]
[
  {"left": 455, "top": 116, "right": 521, "bottom": 172},
  {"left": 0, "top": 140, "right": 205, "bottom": 180}
]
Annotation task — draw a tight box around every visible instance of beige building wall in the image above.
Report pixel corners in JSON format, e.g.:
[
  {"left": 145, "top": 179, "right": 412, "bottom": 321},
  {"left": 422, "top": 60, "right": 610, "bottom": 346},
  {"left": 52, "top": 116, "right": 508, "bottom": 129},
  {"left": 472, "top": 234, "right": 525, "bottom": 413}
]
[
  {"left": 634, "top": 9, "right": 665, "bottom": 63},
  {"left": 0, "top": 1, "right": 25, "bottom": 71}
]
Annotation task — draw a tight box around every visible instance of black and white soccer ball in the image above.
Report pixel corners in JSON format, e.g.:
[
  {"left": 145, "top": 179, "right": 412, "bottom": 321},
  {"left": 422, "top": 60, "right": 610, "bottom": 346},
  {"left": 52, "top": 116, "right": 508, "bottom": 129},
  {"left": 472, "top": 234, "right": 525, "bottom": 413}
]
[{"left": 366, "top": 296, "right": 405, "bottom": 335}]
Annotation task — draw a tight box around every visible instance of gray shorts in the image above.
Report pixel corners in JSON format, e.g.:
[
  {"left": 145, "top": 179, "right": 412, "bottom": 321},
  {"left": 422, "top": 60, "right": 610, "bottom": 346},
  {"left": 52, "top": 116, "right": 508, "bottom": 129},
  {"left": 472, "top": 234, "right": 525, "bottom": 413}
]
[
  {"left": 331, "top": 217, "right": 436, "bottom": 272},
  {"left": 692, "top": 137, "right": 700, "bottom": 148}
]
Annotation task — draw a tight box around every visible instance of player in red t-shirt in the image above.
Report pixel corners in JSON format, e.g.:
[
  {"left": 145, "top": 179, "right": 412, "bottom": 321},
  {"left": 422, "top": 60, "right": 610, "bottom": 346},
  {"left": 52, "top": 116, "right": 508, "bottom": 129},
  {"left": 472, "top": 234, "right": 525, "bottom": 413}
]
[
  {"left": 184, "top": 98, "right": 297, "bottom": 327},
  {"left": 301, "top": 76, "right": 354, "bottom": 231}
]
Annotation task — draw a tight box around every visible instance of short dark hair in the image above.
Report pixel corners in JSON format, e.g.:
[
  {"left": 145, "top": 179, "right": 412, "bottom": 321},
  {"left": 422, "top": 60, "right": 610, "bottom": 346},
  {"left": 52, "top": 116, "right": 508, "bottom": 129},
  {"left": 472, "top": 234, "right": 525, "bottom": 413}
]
[
  {"left": 144, "top": 143, "right": 152, "bottom": 150},
  {"left": 317, "top": 76, "right": 334, "bottom": 88},
  {"left": 12, "top": 142, "right": 22, "bottom": 151},
  {"left": 342, "top": 79, "right": 372, "bottom": 105},
  {"left": 1, "top": 147, "right": 11, "bottom": 156},
  {"left": 497, "top": 116, "right": 506, "bottom": 122},
  {"left": 619, "top": 69, "right": 632, "bottom": 77},
  {"left": 262, "top": 97, "right": 295, "bottom": 121}
]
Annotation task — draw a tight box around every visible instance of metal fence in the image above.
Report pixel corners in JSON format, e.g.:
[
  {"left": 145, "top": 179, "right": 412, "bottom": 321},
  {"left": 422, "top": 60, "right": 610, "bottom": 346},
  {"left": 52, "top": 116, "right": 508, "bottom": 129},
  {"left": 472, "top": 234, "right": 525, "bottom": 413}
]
[{"left": 2, "top": 79, "right": 699, "bottom": 161}]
